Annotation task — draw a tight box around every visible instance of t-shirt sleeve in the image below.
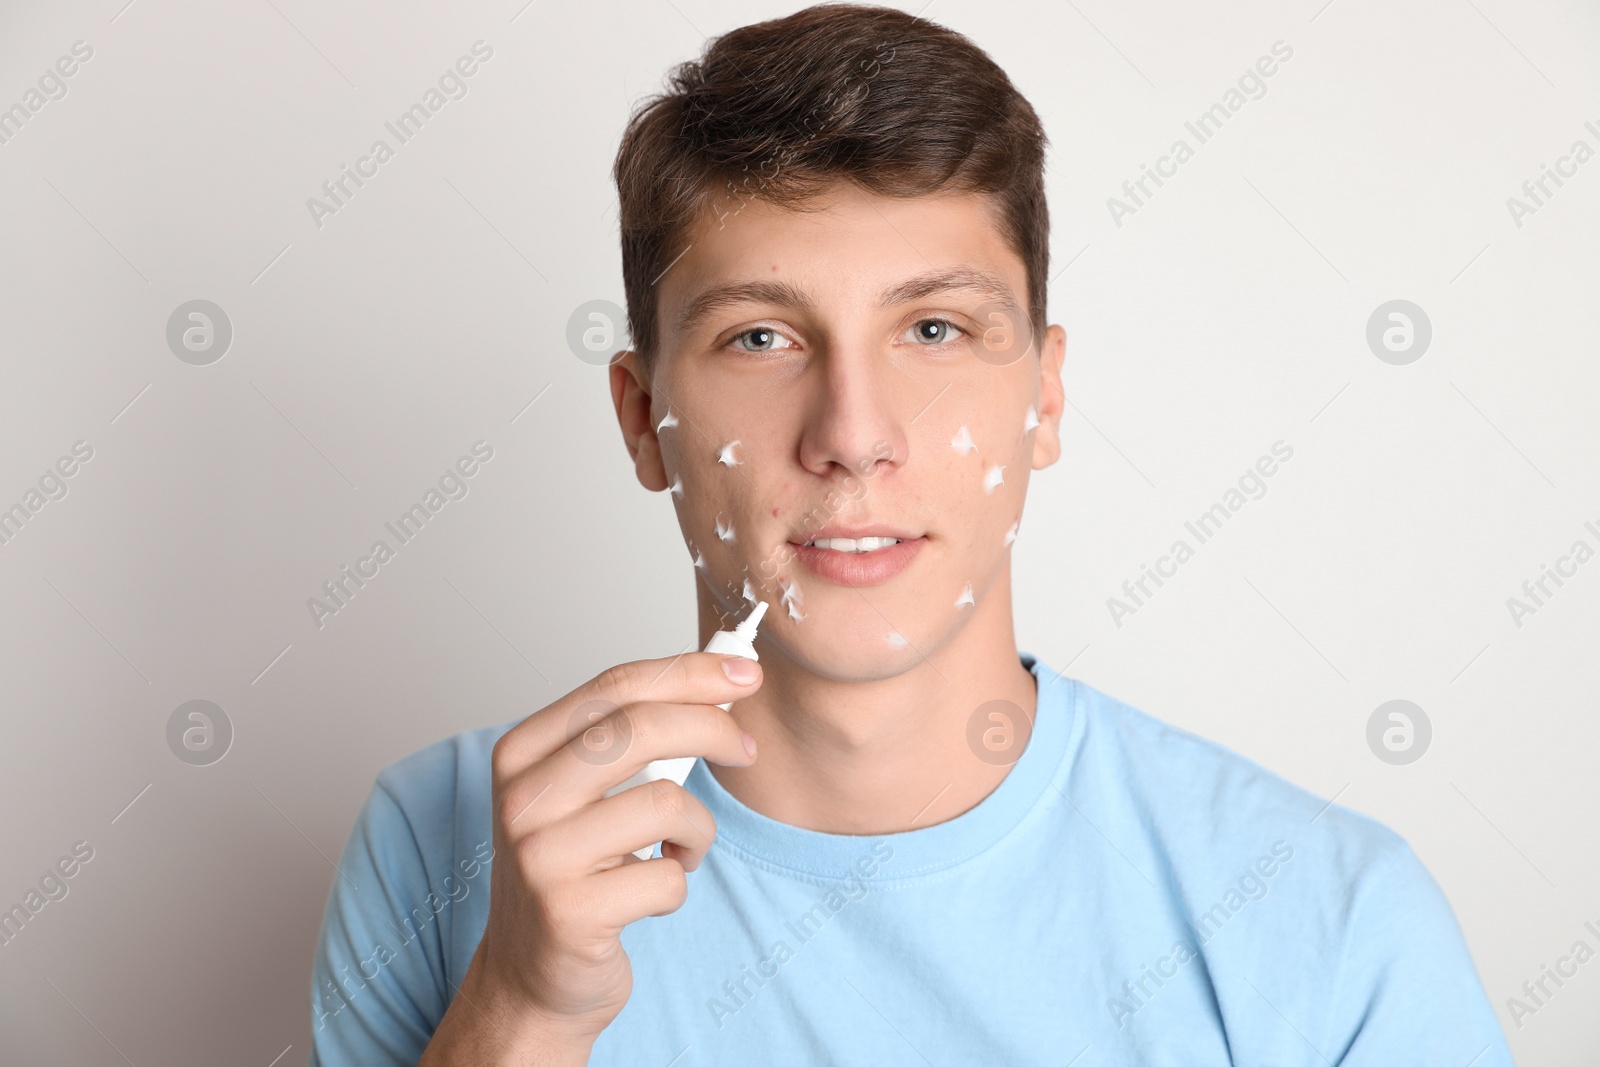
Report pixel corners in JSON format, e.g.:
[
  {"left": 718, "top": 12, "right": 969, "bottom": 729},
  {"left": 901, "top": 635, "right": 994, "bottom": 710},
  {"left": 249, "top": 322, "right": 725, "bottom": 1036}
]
[
  {"left": 307, "top": 780, "right": 451, "bottom": 1067},
  {"left": 1322, "top": 843, "right": 1514, "bottom": 1065}
]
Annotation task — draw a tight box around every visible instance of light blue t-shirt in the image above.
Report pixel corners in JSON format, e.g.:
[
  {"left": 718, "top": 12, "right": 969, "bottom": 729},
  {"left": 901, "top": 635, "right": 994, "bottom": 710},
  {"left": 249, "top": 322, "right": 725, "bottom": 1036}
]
[{"left": 308, "top": 653, "right": 1513, "bottom": 1065}]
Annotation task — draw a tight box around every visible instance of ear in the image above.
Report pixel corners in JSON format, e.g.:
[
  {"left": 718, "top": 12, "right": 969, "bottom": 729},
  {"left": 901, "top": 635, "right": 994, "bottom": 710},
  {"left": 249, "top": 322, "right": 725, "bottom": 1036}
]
[
  {"left": 610, "top": 350, "right": 670, "bottom": 492},
  {"left": 1030, "top": 324, "right": 1067, "bottom": 470}
]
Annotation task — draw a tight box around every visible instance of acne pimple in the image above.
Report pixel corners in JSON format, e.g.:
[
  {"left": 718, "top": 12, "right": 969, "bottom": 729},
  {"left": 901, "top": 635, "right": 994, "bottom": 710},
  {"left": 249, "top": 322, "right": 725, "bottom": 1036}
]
[
  {"left": 983, "top": 465, "right": 1006, "bottom": 493},
  {"left": 951, "top": 425, "right": 977, "bottom": 455},
  {"left": 1023, "top": 405, "right": 1039, "bottom": 433},
  {"left": 955, "top": 582, "right": 974, "bottom": 609},
  {"left": 657, "top": 409, "right": 678, "bottom": 432},
  {"left": 717, "top": 440, "right": 742, "bottom": 466},
  {"left": 1004, "top": 520, "right": 1019, "bottom": 546},
  {"left": 715, "top": 515, "right": 736, "bottom": 542}
]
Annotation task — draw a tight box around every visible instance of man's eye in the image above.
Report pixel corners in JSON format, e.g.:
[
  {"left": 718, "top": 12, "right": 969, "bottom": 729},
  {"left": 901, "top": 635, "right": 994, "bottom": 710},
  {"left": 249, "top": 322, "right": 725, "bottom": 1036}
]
[
  {"left": 908, "top": 319, "right": 965, "bottom": 345},
  {"left": 731, "top": 327, "right": 792, "bottom": 352}
]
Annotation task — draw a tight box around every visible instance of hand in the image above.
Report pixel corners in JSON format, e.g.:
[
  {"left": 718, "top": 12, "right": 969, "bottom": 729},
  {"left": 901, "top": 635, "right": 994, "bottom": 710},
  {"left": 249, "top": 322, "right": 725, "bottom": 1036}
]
[{"left": 424, "top": 651, "right": 762, "bottom": 1062}]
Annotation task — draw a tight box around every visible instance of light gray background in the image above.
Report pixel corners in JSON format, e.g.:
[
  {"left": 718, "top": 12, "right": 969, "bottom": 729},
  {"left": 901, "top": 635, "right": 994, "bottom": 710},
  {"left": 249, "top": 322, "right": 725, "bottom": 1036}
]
[{"left": 1, "top": 0, "right": 1596, "bottom": 1063}]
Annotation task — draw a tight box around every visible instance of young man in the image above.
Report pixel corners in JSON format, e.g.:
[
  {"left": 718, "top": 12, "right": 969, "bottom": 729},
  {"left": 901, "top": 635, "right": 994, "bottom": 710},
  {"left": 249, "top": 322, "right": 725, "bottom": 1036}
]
[{"left": 309, "top": 6, "right": 1514, "bottom": 1064}]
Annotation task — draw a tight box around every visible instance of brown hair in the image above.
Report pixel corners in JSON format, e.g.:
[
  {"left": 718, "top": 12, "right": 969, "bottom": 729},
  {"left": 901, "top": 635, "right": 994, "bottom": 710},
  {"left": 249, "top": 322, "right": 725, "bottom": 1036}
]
[{"left": 612, "top": 3, "right": 1050, "bottom": 375}]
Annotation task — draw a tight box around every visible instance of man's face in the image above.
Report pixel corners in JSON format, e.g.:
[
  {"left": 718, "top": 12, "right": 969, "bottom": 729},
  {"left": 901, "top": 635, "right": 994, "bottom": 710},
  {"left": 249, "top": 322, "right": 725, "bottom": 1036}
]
[{"left": 612, "top": 180, "right": 1066, "bottom": 680}]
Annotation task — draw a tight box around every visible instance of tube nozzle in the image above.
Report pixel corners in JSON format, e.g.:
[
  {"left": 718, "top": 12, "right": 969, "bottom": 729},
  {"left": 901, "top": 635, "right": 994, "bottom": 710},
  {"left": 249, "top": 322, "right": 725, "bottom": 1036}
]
[{"left": 735, "top": 599, "right": 768, "bottom": 640}]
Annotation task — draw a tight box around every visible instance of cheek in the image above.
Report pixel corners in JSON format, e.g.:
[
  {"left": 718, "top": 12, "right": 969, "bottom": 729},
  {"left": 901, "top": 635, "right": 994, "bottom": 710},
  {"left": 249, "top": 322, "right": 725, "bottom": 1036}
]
[
  {"left": 660, "top": 431, "right": 770, "bottom": 563},
  {"left": 926, "top": 406, "right": 1033, "bottom": 569},
  {"left": 933, "top": 403, "right": 1033, "bottom": 502}
]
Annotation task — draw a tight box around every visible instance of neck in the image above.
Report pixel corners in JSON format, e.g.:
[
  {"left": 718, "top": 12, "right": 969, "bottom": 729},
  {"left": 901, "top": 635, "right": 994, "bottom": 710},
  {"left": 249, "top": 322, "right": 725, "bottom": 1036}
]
[{"left": 697, "top": 559, "right": 1038, "bottom": 835}]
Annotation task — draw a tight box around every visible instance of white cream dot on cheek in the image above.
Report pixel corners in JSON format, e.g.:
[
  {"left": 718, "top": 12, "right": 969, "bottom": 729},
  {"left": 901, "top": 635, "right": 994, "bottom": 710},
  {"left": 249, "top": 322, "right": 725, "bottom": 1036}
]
[
  {"left": 1004, "top": 520, "right": 1019, "bottom": 547},
  {"left": 778, "top": 574, "right": 805, "bottom": 622},
  {"left": 691, "top": 542, "right": 706, "bottom": 569},
  {"left": 716, "top": 440, "right": 742, "bottom": 466},
  {"left": 955, "top": 581, "right": 974, "bottom": 609},
  {"left": 741, "top": 577, "right": 759, "bottom": 606},
  {"left": 1023, "top": 405, "right": 1039, "bottom": 433},
  {"left": 983, "top": 464, "right": 1006, "bottom": 493},
  {"left": 657, "top": 409, "right": 678, "bottom": 432},
  {"left": 951, "top": 425, "right": 977, "bottom": 455},
  {"left": 886, "top": 631, "right": 908, "bottom": 649},
  {"left": 715, "top": 515, "right": 736, "bottom": 543},
  {"left": 669, "top": 473, "right": 683, "bottom": 497}
]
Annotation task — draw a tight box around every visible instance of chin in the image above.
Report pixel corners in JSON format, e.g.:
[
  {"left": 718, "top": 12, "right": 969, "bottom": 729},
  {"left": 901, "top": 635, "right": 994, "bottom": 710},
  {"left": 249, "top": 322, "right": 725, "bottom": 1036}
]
[{"left": 760, "top": 613, "right": 943, "bottom": 682}]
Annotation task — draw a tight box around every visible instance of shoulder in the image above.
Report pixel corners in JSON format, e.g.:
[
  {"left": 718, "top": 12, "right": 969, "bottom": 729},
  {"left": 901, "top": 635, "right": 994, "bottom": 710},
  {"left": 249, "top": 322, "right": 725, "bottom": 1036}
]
[
  {"left": 309, "top": 720, "right": 518, "bottom": 1063},
  {"left": 369, "top": 718, "right": 516, "bottom": 831},
  {"left": 326, "top": 718, "right": 516, "bottom": 937},
  {"left": 1061, "top": 679, "right": 1510, "bottom": 1059},
  {"left": 1067, "top": 677, "right": 1407, "bottom": 877},
  {"left": 328, "top": 717, "right": 516, "bottom": 907}
]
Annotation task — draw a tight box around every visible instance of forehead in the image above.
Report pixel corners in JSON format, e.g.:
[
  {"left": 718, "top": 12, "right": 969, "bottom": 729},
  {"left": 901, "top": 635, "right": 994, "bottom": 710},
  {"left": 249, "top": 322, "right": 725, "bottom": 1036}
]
[{"left": 658, "top": 181, "right": 1023, "bottom": 331}]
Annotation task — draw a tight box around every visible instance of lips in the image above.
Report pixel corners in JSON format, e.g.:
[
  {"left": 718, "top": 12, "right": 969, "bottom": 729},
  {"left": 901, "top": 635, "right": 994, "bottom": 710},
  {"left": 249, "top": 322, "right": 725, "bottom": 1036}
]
[{"left": 789, "top": 533, "right": 927, "bottom": 586}]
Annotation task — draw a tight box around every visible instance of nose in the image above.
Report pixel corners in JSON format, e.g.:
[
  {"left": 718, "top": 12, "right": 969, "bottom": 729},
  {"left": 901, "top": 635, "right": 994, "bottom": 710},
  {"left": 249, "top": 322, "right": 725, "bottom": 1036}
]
[{"left": 795, "top": 341, "right": 907, "bottom": 480}]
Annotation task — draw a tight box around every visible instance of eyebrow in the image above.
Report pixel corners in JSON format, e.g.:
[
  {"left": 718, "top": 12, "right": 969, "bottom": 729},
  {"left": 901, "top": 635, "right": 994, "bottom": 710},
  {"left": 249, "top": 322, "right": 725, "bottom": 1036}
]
[{"left": 673, "top": 266, "right": 1019, "bottom": 336}]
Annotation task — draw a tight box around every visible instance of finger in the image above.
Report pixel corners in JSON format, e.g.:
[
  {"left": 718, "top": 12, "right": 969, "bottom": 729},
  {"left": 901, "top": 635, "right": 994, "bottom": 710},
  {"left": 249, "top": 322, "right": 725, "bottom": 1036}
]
[
  {"left": 496, "top": 701, "right": 754, "bottom": 832},
  {"left": 536, "top": 780, "right": 718, "bottom": 877},
  {"left": 560, "top": 698, "right": 757, "bottom": 787},
  {"left": 584, "top": 856, "right": 694, "bottom": 929},
  {"left": 491, "top": 652, "right": 763, "bottom": 776}
]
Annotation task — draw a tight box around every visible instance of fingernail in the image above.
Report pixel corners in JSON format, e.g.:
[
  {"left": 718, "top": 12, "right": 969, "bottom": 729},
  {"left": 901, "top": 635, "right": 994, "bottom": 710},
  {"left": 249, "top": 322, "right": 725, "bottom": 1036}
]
[
  {"left": 722, "top": 657, "right": 759, "bottom": 684},
  {"left": 741, "top": 729, "right": 758, "bottom": 757}
]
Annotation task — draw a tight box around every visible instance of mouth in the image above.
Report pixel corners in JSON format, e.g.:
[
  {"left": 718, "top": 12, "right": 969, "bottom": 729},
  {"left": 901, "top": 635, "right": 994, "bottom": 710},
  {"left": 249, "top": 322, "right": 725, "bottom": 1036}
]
[
  {"left": 799, "top": 536, "right": 906, "bottom": 554},
  {"left": 786, "top": 528, "right": 928, "bottom": 586}
]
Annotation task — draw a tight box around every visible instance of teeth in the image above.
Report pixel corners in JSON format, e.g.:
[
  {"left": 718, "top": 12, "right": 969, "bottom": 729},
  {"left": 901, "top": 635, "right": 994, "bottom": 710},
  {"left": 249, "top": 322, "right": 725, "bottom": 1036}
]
[{"left": 806, "top": 536, "right": 902, "bottom": 553}]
